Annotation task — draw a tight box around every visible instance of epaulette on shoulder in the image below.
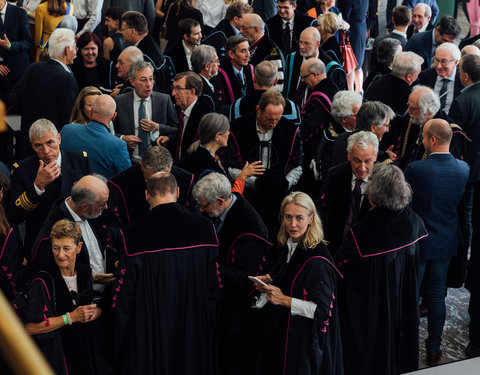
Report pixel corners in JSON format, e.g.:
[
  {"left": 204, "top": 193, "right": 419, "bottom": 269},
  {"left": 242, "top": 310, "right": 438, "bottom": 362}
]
[
  {"left": 83, "top": 151, "right": 88, "bottom": 157},
  {"left": 10, "top": 163, "right": 19, "bottom": 175}
]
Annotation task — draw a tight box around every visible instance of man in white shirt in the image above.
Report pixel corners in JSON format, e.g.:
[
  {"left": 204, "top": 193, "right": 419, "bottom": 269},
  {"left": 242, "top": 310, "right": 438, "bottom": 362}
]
[
  {"left": 114, "top": 60, "right": 178, "bottom": 163},
  {"left": 406, "top": 3, "right": 433, "bottom": 39},
  {"left": 165, "top": 18, "right": 202, "bottom": 73}
]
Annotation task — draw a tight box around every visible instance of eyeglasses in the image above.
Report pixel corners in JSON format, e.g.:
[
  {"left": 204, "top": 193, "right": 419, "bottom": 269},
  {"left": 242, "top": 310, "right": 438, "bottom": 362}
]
[
  {"left": 300, "top": 72, "right": 314, "bottom": 80},
  {"left": 277, "top": 5, "right": 293, "bottom": 10},
  {"left": 119, "top": 26, "right": 133, "bottom": 32},
  {"left": 239, "top": 25, "right": 253, "bottom": 31},
  {"left": 432, "top": 58, "right": 455, "bottom": 66},
  {"left": 381, "top": 122, "right": 391, "bottom": 129},
  {"left": 197, "top": 200, "right": 213, "bottom": 210},
  {"left": 171, "top": 85, "right": 190, "bottom": 92},
  {"left": 407, "top": 105, "right": 420, "bottom": 112}
]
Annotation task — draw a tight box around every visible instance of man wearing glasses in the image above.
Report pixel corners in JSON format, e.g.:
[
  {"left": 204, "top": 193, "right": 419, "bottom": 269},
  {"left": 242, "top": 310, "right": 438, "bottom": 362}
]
[
  {"left": 266, "top": 0, "right": 315, "bottom": 56},
  {"left": 162, "top": 71, "right": 213, "bottom": 162},
  {"left": 419, "top": 42, "right": 462, "bottom": 116}
]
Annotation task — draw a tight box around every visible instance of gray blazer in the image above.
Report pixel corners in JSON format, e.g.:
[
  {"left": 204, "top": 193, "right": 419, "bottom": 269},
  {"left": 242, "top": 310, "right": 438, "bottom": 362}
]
[{"left": 114, "top": 91, "right": 179, "bottom": 141}]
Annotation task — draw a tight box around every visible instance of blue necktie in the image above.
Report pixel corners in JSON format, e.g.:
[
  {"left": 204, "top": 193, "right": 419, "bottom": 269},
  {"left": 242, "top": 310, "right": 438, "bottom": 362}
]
[{"left": 138, "top": 99, "right": 149, "bottom": 155}]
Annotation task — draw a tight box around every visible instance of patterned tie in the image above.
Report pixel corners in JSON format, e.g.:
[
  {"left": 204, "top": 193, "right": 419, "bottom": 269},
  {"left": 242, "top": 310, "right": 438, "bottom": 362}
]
[
  {"left": 283, "top": 22, "right": 291, "bottom": 54},
  {"left": 439, "top": 78, "right": 449, "bottom": 111},
  {"left": 175, "top": 111, "right": 185, "bottom": 162},
  {"left": 236, "top": 70, "right": 246, "bottom": 96},
  {"left": 138, "top": 99, "right": 149, "bottom": 155}
]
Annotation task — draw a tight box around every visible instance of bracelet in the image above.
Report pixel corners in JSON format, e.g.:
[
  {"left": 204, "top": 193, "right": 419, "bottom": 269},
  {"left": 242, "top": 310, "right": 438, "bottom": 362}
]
[
  {"left": 62, "top": 314, "right": 69, "bottom": 325},
  {"left": 27, "top": 10, "right": 31, "bottom": 15},
  {"left": 6, "top": 43, "right": 11, "bottom": 50},
  {"left": 66, "top": 312, "right": 73, "bottom": 325}
]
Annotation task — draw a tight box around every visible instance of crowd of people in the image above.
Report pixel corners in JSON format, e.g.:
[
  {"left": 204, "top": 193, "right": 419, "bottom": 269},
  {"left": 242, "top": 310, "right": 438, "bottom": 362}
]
[{"left": 1, "top": 0, "right": 480, "bottom": 374}]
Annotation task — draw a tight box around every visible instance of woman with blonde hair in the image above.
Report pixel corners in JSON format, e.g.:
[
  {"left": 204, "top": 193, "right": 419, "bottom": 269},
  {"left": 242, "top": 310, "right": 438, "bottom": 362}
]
[
  {"left": 34, "top": 0, "right": 75, "bottom": 61},
  {"left": 318, "top": 12, "right": 343, "bottom": 64},
  {"left": 252, "top": 191, "right": 343, "bottom": 374}
]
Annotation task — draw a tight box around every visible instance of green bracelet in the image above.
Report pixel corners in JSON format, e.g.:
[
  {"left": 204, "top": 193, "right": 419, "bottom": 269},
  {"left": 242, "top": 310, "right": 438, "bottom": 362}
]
[
  {"left": 27, "top": 10, "right": 31, "bottom": 15},
  {"left": 62, "top": 314, "right": 68, "bottom": 325},
  {"left": 7, "top": 43, "right": 11, "bottom": 50}
]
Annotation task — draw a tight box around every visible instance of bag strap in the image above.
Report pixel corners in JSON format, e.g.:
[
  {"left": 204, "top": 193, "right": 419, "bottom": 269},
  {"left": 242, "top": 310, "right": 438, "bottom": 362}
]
[{"left": 164, "top": 3, "right": 174, "bottom": 25}]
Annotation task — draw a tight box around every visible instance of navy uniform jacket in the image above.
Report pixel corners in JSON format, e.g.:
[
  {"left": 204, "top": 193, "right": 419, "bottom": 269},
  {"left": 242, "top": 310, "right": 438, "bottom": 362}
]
[
  {"left": 405, "top": 29, "right": 434, "bottom": 70},
  {"left": 8, "top": 151, "right": 91, "bottom": 255},
  {"left": 405, "top": 153, "right": 469, "bottom": 260}
]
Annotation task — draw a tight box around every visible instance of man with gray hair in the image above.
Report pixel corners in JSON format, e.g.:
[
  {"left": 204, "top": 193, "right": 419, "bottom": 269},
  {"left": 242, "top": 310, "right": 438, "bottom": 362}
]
[
  {"left": 191, "top": 44, "right": 229, "bottom": 115},
  {"left": 112, "top": 46, "right": 144, "bottom": 96},
  {"left": 284, "top": 26, "right": 346, "bottom": 101},
  {"left": 107, "top": 146, "right": 195, "bottom": 229},
  {"left": 114, "top": 60, "right": 178, "bottom": 162},
  {"left": 10, "top": 28, "right": 79, "bottom": 158},
  {"left": 406, "top": 3, "right": 433, "bottom": 39},
  {"left": 321, "top": 130, "right": 379, "bottom": 253},
  {"left": 61, "top": 94, "right": 131, "bottom": 178},
  {"left": 229, "top": 60, "right": 301, "bottom": 124},
  {"left": 419, "top": 42, "right": 462, "bottom": 115},
  {"left": 32, "top": 174, "right": 117, "bottom": 291},
  {"left": 9, "top": 119, "right": 91, "bottom": 254},
  {"left": 240, "top": 13, "right": 285, "bottom": 92},
  {"left": 365, "top": 51, "right": 423, "bottom": 152},
  {"left": 314, "top": 91, "right": 363, "bottom": 184},
  {"left": 192, "top": 172, "right": 270, "bottom": 374}
]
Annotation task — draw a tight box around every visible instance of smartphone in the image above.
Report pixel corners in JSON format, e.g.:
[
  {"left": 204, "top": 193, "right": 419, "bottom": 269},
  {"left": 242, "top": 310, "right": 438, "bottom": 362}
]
[{"left": 248, "top": 276, "right": 269, "bottom": 287}]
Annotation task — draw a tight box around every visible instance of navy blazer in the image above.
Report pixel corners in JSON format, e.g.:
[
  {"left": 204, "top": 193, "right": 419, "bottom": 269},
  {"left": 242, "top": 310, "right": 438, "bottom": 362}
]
[
  {"left": 405, "top": 29, "right": 434, "bottom": 70},
  {"left": 419, "top": 67, "right": 462, "bottom": 105},
  {"left": 0, "top": 3, "right": 31, "bottom": 80},
  {"left": 405, "top": 153, "right": 469, "bottom": 261}
]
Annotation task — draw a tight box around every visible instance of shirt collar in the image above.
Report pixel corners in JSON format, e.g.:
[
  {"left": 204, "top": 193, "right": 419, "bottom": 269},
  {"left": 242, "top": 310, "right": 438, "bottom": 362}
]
[
  {"left": 201, "top": 74, "right": 214, "bottom": 92},
  {"left": 65, "top": 197, "right": 84, "bottom": 223},
  {"left": 0, "top": 3, "right": 6, "bottom": 14},
  {"left": 182, "top": 40, "right": 194, "bottom": 57},
  {"left": 183, "top": 97, "right": 198, "bottom": 117},
  {"left": 250, "top": 34, "right": 264, "bottom": 51},
  {"left": 133, "top": 90, "right": 150, "bottom": 102},
  {"left": 233, "top": 65, "right": 243, "bottom": 76},
  {"left": 351, "top": 173, "right": 369, "bottom": 184},
  {"left": 51, "top": 58, "right": 72, "bottom": 73},
  {"left": 461, "top": 81, "right": 480, "bottom": 93},
  {"left": 231, "top": 23, "right": 240, "bottom": 35},
  {"left": 418, "top": 23, "right": 429, "bottom": 33},
  {"left": 282, "top": 15, "right": 294, "bottom": 27},
  {"left": 391, "top": 29, "right": 407, "bottom": 38}
]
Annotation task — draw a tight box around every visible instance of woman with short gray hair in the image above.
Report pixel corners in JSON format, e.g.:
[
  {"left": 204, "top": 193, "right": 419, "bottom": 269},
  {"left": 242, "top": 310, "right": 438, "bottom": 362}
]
[
  {"left": 335, "top": 162, "right": 427, "bottom": 375},
  {"left": 180, "top": 113, "right": 265, "bottom": 193}
]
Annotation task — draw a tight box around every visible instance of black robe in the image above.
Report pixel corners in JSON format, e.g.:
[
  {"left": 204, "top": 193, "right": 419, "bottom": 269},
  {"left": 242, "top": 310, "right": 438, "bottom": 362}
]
[
  {"left": 259, "top": 242, "right": 343, "bottom": 375},
  {"left": 215, "top": 194, "right": 271, "bottom": 374},
  {"left": 107, "top": 163, "right": 196, "bottom": 229},
  {"left": 335, "top": 207, "right": 427, "bottom": 375},
  {"left": 0, "top": 226, "right": 24, "bottom": 300},
  {"left": 112, "top": 203, "right": 219, "bottom": 375},
  {"left": 179, "top": 145, "right": 226, "bottom": 182},
  {"left": 20, "top": 263, "right": 109, "bottom": 375}
]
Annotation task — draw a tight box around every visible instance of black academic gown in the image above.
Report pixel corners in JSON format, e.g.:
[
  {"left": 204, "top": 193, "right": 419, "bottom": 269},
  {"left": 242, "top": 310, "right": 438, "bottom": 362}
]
[
  {"left": 215, "top": 194, "right": 271, "bottom": 375},
  {"left": 21, "top": 263, "right": 109, "bottom": 375},
  {"left": 259, "top": 242, "right": 343, "bottom": 375},
  {"left": 112, "top": 203, "right": 219, "bottom": 375},
  {"left": 107, "top": 163, "right": 196, "bottom": 229},
  {"left": 335, "top": 207, "right": 427, "bottom": 375}
]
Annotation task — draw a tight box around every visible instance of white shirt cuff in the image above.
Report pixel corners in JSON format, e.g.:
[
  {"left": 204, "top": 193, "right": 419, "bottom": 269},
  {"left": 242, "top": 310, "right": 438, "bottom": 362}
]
[{"left": 290, "top": 297, "right": 317, "bottom": 319}]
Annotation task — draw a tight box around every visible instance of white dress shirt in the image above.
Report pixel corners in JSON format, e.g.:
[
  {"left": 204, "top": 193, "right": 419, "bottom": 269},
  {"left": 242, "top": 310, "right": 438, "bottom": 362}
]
[
  {"left": 34, "top": 153, "right": 63, "bottom": 195},
  {"left": 65, "top": 198, "right": 106, "bottom": 291},
  {"left": 434, "top": 68, "right": 456, "bottom": 114},
  {"left": 132, "top": 91, "right": 160, "bottom": 161}
]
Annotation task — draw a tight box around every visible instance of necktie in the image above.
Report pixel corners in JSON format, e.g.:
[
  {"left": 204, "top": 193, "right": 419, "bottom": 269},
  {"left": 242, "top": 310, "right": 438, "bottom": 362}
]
[
  {"left": 343, "top": 178, "right": 363, "bottom": 240},
  {"left": 175, "top": 111, "right": 185, "bottom": 162},
  {"left": 439, "top": 78, "right": 449, "bottom": 111},
  {"left": 236, "top": 71, "right": 246, "bottom": 96},
  {"left": 283, "top": 22, "right": 291, "bottom": 54},
  {"left": 0, "top": 14, "right": 4, "bottom": 37},
  {"left": 138, "top": 99, "right": 149, "bottom": 155}
]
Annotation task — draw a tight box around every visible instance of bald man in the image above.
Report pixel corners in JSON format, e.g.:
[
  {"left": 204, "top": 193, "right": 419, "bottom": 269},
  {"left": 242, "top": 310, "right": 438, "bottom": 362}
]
[
  {"left": 240, "top": 13, "right": 285, "bottom": 91},
  {"left": 32, "top": 174, "right": 117, "bottom": 291},
  {"left": 461, "top": 45, "right": 480, "bottom": 58},
  {"left": 284, "top": 27, "right": 346, "bottom": 100},
  {"left": 61, "top": 94, "right": 131, "bottom": 178},
  {"left": 405, "top": 119, "right": 469, "bottom": 366},
  {"left": 112, "top": 46, "right": 144, "bottom": 96}
]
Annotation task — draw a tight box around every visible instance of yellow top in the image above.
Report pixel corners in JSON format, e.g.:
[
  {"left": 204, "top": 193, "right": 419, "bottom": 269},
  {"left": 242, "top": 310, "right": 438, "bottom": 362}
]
[{"left": 34, "top": 1, "right": 74, "bottom": 61}]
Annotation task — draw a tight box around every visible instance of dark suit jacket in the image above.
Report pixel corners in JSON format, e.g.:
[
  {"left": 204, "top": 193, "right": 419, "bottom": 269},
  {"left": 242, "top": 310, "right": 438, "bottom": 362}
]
[
  {"left": 217, "top": 60, "right": 255, "bottom": 105},
  {"left": 406, "top": 23, "right": 434, "bottom": 40},
  {"left": 266, "top": 10, "right": 315, "bottom": 56},
  {"left": 405, "top": 153, "right": 469, "bottom": 260},
  {"left": 405, "top": 29, "right": 434, "bottom": 70},
  {"left": 175, "top": 96, "right": 214, "bottom": 162},
  {"left": 450, "top": 83, "right": 480, "bottom": 181},
  {"left": 0, "top": 3, "right": 31, "bottom": 96},
  {"left": 419, "top": 67, "right": 462, "bottom": 107},
  {"left": 202, "top": 19, "right": 234, "bottom": 59},
  {"left": 8, "top": 151, "right": 91, "bottom": 254},
  {"left": 164, "top": 39, "right": 189, "bottom": 75},
  {"left": 114, "top": 91, "right": 179, "bottom": 141},
  {"left": 321, "top": 161, "right": 371, "bottom": 254},
  {"left": 201, "top": 75, "right": 229, "bottom": 115},
  {"left": 10, "top": 59, "right": 78, "bottom": 157},
  {"left": 370, "top": 31, "right": 408, "bottom": 71}
]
